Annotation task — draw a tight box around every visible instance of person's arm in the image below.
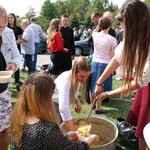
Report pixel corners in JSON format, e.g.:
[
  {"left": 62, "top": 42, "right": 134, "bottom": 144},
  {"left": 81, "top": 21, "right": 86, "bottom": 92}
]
[
  {"left": 57, "top": 74, "right": 75, "bottom": 131},
  {"left": 95, "top": 57, "right": 120, "bottom": 96},
  {"left": 16, "top": 27, "right": 23, "bottom": 44},
  {"left": 92, "top": 25, "right": 100, "bottom": 33},
  {"left": 55, "top": 32, "right": 68, "bottom": 52},
  {"left": 65, "top": 120, "right": 76, "bottom": 131},
  {"left": 97, "top": 79, "right": 140, "bottom": 102},
  {"left": 17, "top": 34, "right": 23, "bottom": 44},
  {"left": 46, "top": 123, "right": 90, "bottom": 150},
  {"left": 6, "top": 28, "right": 21, "bottom": 71}
]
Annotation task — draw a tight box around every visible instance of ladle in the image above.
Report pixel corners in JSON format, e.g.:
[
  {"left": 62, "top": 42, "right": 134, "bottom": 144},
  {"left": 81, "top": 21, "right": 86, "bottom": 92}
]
[{"left": 75, "top": 97, "right": 99, "bottom": 132}]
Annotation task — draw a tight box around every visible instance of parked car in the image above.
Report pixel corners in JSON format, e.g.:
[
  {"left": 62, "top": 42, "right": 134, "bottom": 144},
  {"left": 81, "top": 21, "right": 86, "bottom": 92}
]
[
  {"left": 38, "top": 33, "right": 48, "bottom": 54},
  {"left": 74, "top": 38, "right": 92, "bottom": 56}
]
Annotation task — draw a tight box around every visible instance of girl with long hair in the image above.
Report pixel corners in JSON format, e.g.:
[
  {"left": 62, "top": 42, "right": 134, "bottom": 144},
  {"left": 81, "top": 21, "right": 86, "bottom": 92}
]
[
  {"left": 95, "top": 0, "right": 150, "bottom": 149},
  {"left": 8, "top": 13, "right": 23, "bottom": 91},
  {"left": 11, "top": 73, "right": 99, "bottom": 149},
  {"left": 53, "top": 56, "right": 91, "bottom": 131},
  {"left": 47, "top": 18, "right": 68, "bottom": 79}
]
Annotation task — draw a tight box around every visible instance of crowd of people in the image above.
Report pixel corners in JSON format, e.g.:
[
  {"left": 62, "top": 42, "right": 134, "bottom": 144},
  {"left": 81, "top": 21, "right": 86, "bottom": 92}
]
[{"left": 0, "top": 0, "right": 150, "bottom": 149}]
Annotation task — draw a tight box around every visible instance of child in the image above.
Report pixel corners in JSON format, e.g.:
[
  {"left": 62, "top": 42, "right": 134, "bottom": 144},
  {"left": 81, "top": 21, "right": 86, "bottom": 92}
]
[{"left": 11, "top": 73, "right": 99, "bottom": 149}]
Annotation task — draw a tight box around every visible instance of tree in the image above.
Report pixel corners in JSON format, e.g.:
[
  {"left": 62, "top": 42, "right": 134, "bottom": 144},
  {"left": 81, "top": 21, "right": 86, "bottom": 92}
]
[
  {"left": 40, "top": 0, "right": 58, "bottom": 21},
  {"left": 24, "top": 7, "right": 36, "bottom": 20}
]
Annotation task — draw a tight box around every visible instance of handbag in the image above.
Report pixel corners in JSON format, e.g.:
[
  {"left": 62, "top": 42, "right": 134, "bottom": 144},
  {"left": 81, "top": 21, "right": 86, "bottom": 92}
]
[{"left": 116, "top": 117, "right": 139, "bottom": 150}]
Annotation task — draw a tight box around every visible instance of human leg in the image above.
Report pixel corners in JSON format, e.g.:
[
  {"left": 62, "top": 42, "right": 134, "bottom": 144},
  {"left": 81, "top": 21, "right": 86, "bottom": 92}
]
[
  {"left": 61, "top": 52, "right": 72, "bottom": 72},
  {"left": 14, "top": 68, "right": 22, "bottom": 91},
  {"left": 0, "top": 90, "right": 12, "bottom": 150},
  {"left": 25, "top": 54, "right": 34, "bottom": 74},
  {"left": 33, "top": 43, "right": 40, "bottom": 71},
  {"left": 139, "top": 139, "right": 147, "bottom": 150},
  {"left": 49, "top": 52, "right": 63, "bottom": 77},
  {"left": 0, "top": 128, "right": 10, "bottom": 150}
]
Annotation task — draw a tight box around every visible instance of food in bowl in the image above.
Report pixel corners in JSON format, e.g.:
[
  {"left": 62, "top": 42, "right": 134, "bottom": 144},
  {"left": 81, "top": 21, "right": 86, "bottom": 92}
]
[
  {"left": 60, "top": 116, "right": 118, "bottom": 150},
  {"left": 78, "top": 124, "right": 91, "bottom": 137}
]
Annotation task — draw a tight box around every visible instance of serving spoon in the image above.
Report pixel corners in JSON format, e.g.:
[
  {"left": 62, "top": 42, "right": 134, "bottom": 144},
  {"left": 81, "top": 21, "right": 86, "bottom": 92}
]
[{"left": 75, "top": 97, "right": 99, "bottom": 133}]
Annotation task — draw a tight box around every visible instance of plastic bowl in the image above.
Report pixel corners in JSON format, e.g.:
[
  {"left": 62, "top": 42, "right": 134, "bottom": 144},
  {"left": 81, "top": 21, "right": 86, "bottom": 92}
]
[{"left": 0, "top": 70, "right": 14, "bottom": 83}]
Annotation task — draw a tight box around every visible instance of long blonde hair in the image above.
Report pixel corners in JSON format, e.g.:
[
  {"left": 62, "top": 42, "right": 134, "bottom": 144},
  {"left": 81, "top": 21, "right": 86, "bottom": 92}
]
[
  {"left": 47, "top": 18, "right": 60, "bottom": 47},
  {"left": 70, "top": 56, "right": 91, "bottom": 101},
  {"left": 11, "top": 73, "right": 58, "bottom": 145}
]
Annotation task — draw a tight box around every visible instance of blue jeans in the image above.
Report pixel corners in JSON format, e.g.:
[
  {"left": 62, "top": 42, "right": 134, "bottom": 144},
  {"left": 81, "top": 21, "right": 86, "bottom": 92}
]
[
  {"left": 33, "top": 43, "right": 40, "bottom": 71},
  {"left": 25, "top": 54, "right": 34, "bottom": 74},
  {"left": 90, "top": 61, "right": 112, "bottom": 95}
]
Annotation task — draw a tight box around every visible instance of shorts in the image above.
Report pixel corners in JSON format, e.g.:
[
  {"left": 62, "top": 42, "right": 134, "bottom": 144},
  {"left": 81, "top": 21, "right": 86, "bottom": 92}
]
[{"left": 0, "top": 89, "right": 12, "bottom": 132}]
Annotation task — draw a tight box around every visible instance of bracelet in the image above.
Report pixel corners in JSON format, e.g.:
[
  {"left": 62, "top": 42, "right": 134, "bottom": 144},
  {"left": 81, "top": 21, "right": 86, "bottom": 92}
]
[{"left": 96, "top": 83, "right": 104, "bottom": 86}]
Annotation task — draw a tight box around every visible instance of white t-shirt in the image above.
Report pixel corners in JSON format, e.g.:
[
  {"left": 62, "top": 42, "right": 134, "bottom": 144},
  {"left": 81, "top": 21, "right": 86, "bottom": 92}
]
[
  {"left": 29, "top": 23, "right": 42, "bottom": 43},
  {"left": 92, "top": 32, "right": 117, "bottom": 63},
  {"left": 52, "top": 71, "right": 80, "bottom": 121},
  {"left": 114, "top": 41, "right": 150, "bottom": 87}
]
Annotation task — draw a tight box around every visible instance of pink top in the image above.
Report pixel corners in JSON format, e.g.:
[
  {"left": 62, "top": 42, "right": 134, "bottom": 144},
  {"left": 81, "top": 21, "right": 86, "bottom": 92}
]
[{"left": 92, "top": 32, "right": 117, "bottom": 63}]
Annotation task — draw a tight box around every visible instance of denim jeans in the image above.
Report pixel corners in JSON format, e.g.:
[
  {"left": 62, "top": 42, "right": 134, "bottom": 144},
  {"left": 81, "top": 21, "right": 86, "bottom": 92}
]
[
  {"left": 25, "top": 54, "right": 34, "bottom": 74},
  {"left": 33, "top": 43, "right": 40, "bottom": 71}
]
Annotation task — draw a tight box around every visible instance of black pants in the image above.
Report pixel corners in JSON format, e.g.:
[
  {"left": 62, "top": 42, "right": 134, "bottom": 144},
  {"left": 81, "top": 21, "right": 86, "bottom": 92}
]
[
  {"left": 50, "top": 52, "right": 63, "bottom": 75},
  {"left": 14, "top": 68, "right": 20, "bottom": 83},
  {"left": 62, "top": 52, "right": 72, "bottom": 72}
]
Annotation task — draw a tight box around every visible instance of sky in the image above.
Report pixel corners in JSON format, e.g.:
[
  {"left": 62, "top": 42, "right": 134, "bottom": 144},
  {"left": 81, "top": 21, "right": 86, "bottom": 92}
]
[{"left": 0, "top": 0, "right": 127, "bottom": 17}]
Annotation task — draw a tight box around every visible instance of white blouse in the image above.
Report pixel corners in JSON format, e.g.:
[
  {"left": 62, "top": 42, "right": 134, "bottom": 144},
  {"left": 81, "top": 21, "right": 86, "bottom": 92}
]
[
  {"left": 52, "top": 71, "right": 80, "bottom": 121},
  {"left": 114, "top": 41, "right": 150, "bottom": 87}
]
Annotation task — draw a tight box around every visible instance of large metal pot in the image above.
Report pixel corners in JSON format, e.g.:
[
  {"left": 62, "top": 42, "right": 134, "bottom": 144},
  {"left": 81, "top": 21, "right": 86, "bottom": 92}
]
[{"left": 60, "top": 116, "right": 118, "bottom": 150}]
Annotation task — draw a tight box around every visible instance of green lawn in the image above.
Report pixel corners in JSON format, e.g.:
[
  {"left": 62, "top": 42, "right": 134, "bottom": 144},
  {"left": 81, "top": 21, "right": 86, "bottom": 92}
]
[
  {"left": 9, "top": 71, "right": 134, "bottom": 149},
  {"left": 9, "top": 71, "right": 133, "bottom": 124}
]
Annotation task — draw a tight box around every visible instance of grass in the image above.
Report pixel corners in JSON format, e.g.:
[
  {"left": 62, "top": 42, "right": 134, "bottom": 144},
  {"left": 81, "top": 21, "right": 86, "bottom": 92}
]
[
  {"left": 9, "top": 71, "right": 134, "bottom": 149},
  {"left": 71, "top": 79, "right": 133, "bottom": 124},
  {"left": 9, "top": 70, "right": 133, "bottom": 124}
]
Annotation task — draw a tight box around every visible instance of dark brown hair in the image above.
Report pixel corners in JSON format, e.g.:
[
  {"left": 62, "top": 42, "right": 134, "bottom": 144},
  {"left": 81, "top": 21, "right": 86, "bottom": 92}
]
[
  {"left": 61, "top": 13, "right": 69, "bottom": 18},
  {"left": 118, "top": 0, "right": 150, "bottom": 85},
  {"left": 8, "top": 13, "right": 17, "bottom": 32},
  {"left": 98, "top": 16, "right": 111, "bottom": 30}
]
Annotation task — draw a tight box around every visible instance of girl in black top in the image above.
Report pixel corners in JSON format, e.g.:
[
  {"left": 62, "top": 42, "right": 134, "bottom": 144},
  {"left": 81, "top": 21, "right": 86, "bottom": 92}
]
[
  {"left": 8, "top": 13, "right": 23, "bottom": 91},
  {"left": 11, "top": 73, "right": 99, "bottom": 150}
]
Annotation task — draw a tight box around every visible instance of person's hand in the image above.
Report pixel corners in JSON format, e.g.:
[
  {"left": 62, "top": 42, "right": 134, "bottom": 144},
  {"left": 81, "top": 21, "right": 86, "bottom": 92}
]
[
  {"left": 97, "top": 91, "right": 109, "bottom": 102},
  {"left": 6, "top": 62, "right": 17, "bottom": 71},
  {"left": 64, "top": 48, "right": 69, "bottom": 53},
  {"left": 95, "top": 85, "right": 103, "bottom": 96},
  {"left": 66, "top": 131, "right": 78, "bottom": 141},
  {"left": 86, "top": 134, "right": 99, "bottom": 146},
  {"left": 74, "top": 98, "right": 81, "bottom": 113}
]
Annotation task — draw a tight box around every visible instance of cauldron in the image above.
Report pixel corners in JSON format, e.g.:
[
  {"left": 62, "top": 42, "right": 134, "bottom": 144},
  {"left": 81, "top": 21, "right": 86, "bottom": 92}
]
[{"left": 60, "top": 116, "right": 118, "bottom": 150}]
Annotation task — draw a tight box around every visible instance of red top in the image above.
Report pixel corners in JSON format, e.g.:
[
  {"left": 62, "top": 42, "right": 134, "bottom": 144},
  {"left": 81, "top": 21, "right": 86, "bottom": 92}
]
[{"left": 49, "top": 32, "right": 65, "bottom": 53}]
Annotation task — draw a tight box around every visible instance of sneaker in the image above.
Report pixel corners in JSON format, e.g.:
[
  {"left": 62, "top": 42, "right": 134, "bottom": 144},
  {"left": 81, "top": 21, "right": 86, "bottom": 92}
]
[{"left": 95, "top": 109, "right": 108, "bottom": 114}]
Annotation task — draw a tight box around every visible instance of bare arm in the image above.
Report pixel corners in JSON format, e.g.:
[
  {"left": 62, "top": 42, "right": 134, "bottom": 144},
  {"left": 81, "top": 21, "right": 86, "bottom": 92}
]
[
  {"left": 16, "top": 34, "right": 23, "bottom": 44},
  {"left": 95, "top": 57, "right": 120, "bottom": 95},
  {"left": 65, "top": 120, "right": 76, "bottom": 131},
  {"left": 110, "top": 45, "right": 116, "bottom": 59},
  {"left": 97, "top": 80, "right": 140, "bottom": 102}
]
